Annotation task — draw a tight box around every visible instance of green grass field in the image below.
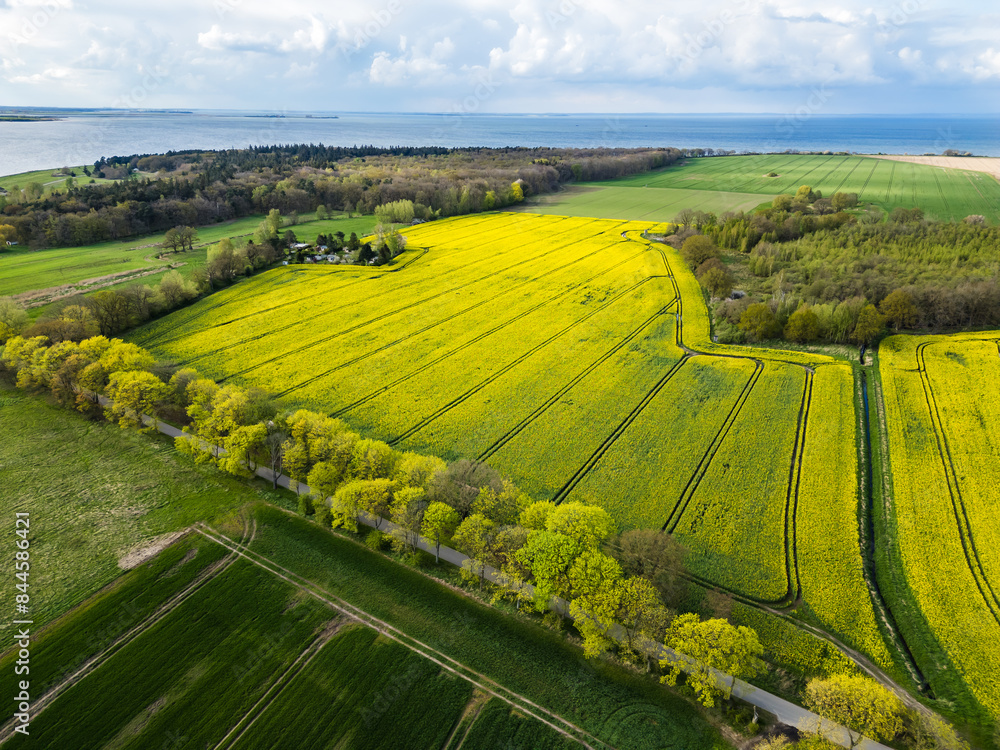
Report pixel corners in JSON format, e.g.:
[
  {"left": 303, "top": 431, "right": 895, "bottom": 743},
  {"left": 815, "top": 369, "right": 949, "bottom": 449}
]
[
  {"left": 131, "top": 212, "right": 894, "bottom": 686},
  {"left": 0, "top": 213, "right": 377, "bottom": 312},
  {"left": 0, "top": 381, "right": 285, "bottom": 629},
  {"left": 590, "top": 154, "right": 1000, "bottom": 222},
  {"left": 0, "top": 165, "right": 120, "bottom": 197},
  {"left": 520, "top": 184, "right": 772, "bottom": 221}
]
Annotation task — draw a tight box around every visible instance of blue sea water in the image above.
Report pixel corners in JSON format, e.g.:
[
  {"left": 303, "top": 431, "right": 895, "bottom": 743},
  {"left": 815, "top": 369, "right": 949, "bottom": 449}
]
[{"left": 1, "top": 111, "right": 998, "bottom": 177}]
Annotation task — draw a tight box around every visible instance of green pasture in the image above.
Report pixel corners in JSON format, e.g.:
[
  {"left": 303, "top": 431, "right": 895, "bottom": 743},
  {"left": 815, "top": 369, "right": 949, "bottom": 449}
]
[
  {"left": 521, "top": 184, "right": 772, "bottom": 221},
  {"left": 0, "top": 383, "right": 284, "bottom": 629},
  {"left": 0, "top": 212, "right": 378, "bottom": 304},
  {"left": 594, "top": 154, "right": 1000, "bottom": 222}
]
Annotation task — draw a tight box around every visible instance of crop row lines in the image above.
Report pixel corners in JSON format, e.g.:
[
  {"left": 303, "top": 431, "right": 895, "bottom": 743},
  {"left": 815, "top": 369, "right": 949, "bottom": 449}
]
[
  {"left": 288, "top": 246, "right": 650, "bottom": 402},
  {"left": 388, "top": 277, "right": 659, "bottom": 446},
  {"left": 205, "top": 227, "right": 613, "bottom": 379},
  {"left": 477, "top": 301, "right": 678, "bottom": 462},
  {"left": 663, "top": 361, "right": 763, "bottom": 532}
]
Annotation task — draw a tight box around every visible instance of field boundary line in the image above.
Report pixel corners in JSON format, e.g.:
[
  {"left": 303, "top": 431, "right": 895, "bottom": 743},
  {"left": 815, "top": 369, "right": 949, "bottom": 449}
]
[
  {"left": 192, "top": 523, "right": 611, "bottom": 750},
  {"left": 782, "top": 368, "right": 812, "bottom": 606}
]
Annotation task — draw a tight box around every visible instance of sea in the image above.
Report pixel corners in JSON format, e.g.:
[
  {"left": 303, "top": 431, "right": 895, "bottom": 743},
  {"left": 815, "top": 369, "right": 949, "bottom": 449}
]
[{"left": 1, "top": 111, "right": 998, "bottom": 177}]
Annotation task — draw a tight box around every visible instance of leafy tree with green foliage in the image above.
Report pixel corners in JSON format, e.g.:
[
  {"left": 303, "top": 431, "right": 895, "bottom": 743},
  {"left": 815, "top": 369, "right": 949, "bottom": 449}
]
[
  {"left": 803, "top": 674, "right": 904, "bottom": 749},
  {"left": 104, "top": 370, "right": 168, "bottom": 431},
  {"left": 515, "top": 529, "right": 580, "bottom": 609},
  {"left": 422, "top": 502, "right": 461, "bottom": 563},
  {"left": 520, "top": 500, "right": 556, "bottom": 530},
  {"left": 680, "top": 235, "right": 721, "bottom": 269},
  {"left": 454, "top": 513, "right": 498, "bottom": 588},
  {"left": 660, "top": 613, "right": 764, "bottom": 707},
  {"left": 545, "top": 502, "right": 616, "bottom": 549},
  {"left": 390, "top": 486, "right": 427, "bottom": 554},
  {"left": 472, "top": 479, "right": 531, "bottom": 525},
  {"left": 394, "top": 452, "right": 446, "bottom": 491},
  {"left": 784, "top": 304, "right": 821, "bottom": 343},
  {"left": 879, "top": 289, "right": 918, "bottom": 331},
  {"left": 852, "top": 304, "right": 885, "bottom": 346},
  {"left": 430, "top": 458, "right": 503, "bottom": 517},
  {"left": 738, "top": 302, "right": 781, "bottom": 341}
]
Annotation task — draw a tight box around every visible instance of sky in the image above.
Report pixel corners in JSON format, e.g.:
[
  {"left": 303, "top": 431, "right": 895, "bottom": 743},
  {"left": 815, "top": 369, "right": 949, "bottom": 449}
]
[{"left": 0, "top": 0, "right": 998, "bottom": 114}]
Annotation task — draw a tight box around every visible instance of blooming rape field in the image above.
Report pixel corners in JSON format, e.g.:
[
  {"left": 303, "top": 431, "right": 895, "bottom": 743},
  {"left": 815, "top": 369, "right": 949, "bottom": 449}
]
[
  {"left": 879, "top": 332, "right": 1000, "bottom": 721},
  {"left": 135, "top": 212, "right": 900, "bottom": 695}
]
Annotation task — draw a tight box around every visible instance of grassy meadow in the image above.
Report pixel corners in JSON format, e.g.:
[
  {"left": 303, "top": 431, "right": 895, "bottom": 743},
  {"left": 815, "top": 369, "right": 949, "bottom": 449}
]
[
  {"left": 0, "top": 212, "right": 377, "bottom": 308},
  {"left": 0, "top": 381, "right": 285, "bottom": 630},
  {"left": 591, "top": 154, "right": 1000, "bottom": 222}
]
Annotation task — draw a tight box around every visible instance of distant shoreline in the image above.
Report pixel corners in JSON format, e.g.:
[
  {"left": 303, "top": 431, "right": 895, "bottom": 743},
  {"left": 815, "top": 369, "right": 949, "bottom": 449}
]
[{"left": 0, "top": 116, "right": 63, "bottom": 122}]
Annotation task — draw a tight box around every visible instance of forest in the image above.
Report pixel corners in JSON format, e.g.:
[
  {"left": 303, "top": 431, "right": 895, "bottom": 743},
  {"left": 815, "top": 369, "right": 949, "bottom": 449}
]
[
  {"left": 0, "top": 144, "right": 682, "bottom": 249},
  {"left": 670, "top": 191, "right": 1000, "bottom": 343}
]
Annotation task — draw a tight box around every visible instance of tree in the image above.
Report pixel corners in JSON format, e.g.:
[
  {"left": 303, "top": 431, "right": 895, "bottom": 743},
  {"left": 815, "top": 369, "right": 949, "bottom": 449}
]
[
  {"left": 660, "top": 613, "right": 764, "bottom": 707},
  {"left": 471, "top": 480, "right": 530, "bottom": 526},
  {"left": 546, "top": 502, "right": 616, "bottom": 549},
  {"left": 264, "top": 429, "right": 287, "bottom": 489},
  {"left": 831, "top": 192, "right": 858, "bottom": 211},
  {"left": 509, "top": 181, "right": 524, "bottom": 203},
  {"left": 422, "top": 501, "right": 460, "bottom": 562},
  {"left": 0, "top": 224, "right": 17, "bottom": 247},
  {"left": 161, "top": 227, "right": 183, "bottom": 252},
  {"left": 104, "top": 370, "right": 169, "bottom": 431},
  {"left": 879, "top": 289, "right": 918, "bottom": 331},
  {"left": 206, "top": 239, "right": 246, "bottom": 285},
  {"left": 158, "top": 270, "right": 195, "bottom": 309},
  {"left": 429, "top": 459, "right": 503, "bottom": 517},
  {"left": 515, "top": 529, "right": 580, "bottom": 608},
  {"left": 784, "top": 304, "right": 821, "bottom": 343},
  {"left": 803, "top": 674, "right": 905, "bottom": 748},
  {"left": 738, "top": 303, "right": 780, "bottom": 341},
  {"left": 520, "top": 500, "right": 557, "bottom": 530},
  {"left": 88, "top": 290, "right": 133, "bottom": 336},
  {"left": 315, "top": 204, "right": 329, "bottom": 220},
  {"left": 0, "top": 297, "right": 29, "bottom": 343},
  {"left": 700, "top": 265, "right": 734, "bottom": 299},
  {"left": 680, "top": 235, "right": 720, "bottom": 268},
  {"left": 453, "top": 513, "right": 497, "bottom": 588},
  {"left": 852, "top": 304, "right": 885, "bottom": 346},
  {"left": 390, "top": 486, "right": 427, "bottom": 554},
  {"left": 218, "top": 423, "right": 267, "bottom": 477},
  {"left": 394, "top": 452, "right": 446, "bottom": 491},
  {"left": 909, "top": 710, "right": 969, "bottom": 750},
  {"left": 611, "top": 528, "right": 686, "bottom": 604}
]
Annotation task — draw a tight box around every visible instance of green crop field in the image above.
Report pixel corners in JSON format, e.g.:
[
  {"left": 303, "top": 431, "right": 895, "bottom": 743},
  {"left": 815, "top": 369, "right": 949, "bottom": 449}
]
[
  {"left": 0, "top": 165, "right": 120, "bottom": 197},
  {"left": 132, "top": 212, "right": 895, "bottom": 688},
  {"left": 2, "top": 508, "right": 728, "bottom": 749},
  {"left": 588, "top": 154, "right": 1000, "bottom": 222},
  {"left": 0, "top": 212, "right": 377, "bottom": 306},
  {"left": 520, "top": 184, "right": 772, "bottom": 221}
]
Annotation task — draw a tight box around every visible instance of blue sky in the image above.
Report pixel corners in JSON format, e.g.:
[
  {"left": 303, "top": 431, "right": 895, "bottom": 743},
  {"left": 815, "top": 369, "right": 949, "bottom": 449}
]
[{"left": 0, "top": 0, "right": 997, "bottom": 114}]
